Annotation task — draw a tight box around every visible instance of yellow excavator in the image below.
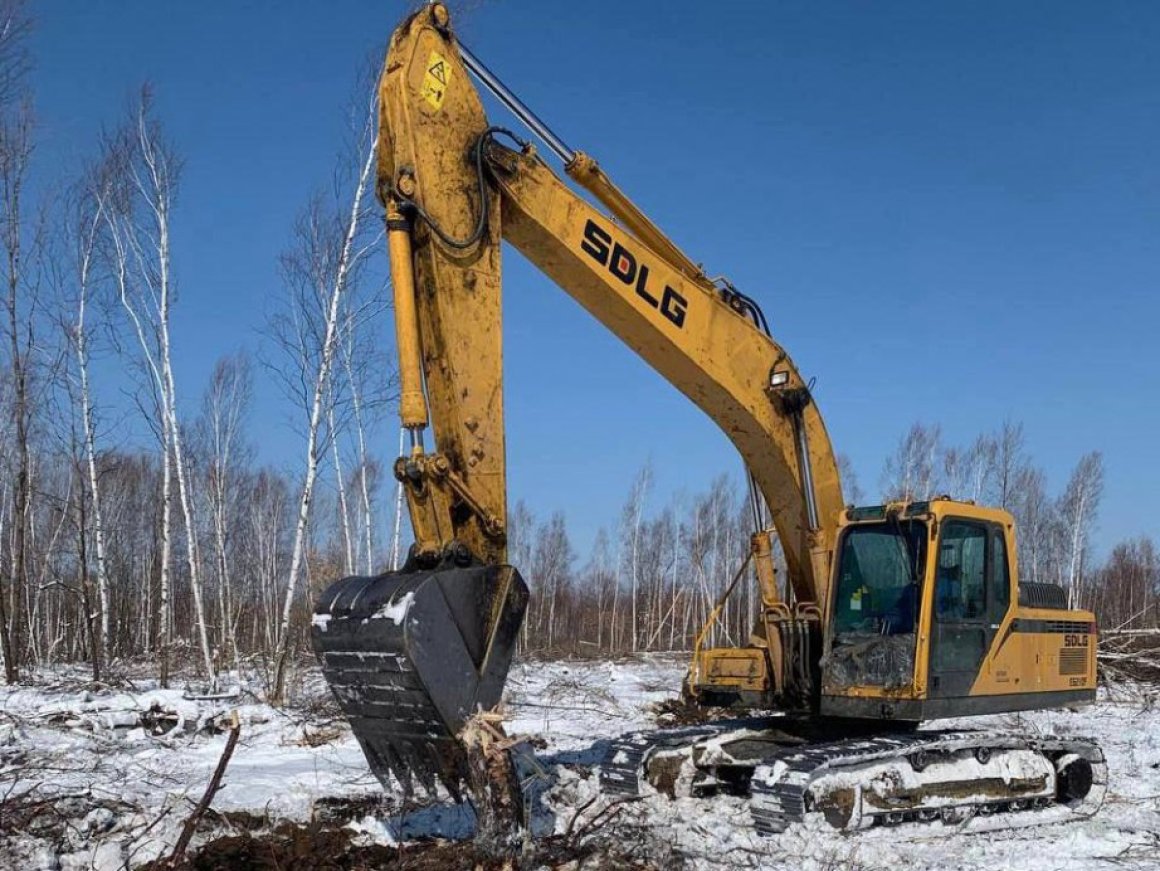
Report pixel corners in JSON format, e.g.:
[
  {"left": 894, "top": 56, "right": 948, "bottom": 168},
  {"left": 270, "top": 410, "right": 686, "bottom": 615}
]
[{"left": 312, "top": 4, "right": 1105, "bottom": 833}]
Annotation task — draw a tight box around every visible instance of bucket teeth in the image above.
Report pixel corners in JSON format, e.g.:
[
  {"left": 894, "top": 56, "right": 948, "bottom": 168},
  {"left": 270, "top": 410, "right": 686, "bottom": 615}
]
[
  {"left": 398, "top": 742, "right": 426, "bottom": 794},
  {"left": 384, "top": 744, "right": 414, "bottom": 799},
  {"left": 390, "top": 739, "right": 467, "bottom": 798},
  {"left": 442, "top": 765, "right": 465, "bottom": 803},
  {"left": 413, "top": 743, "right": 439, "bottom": 795}
]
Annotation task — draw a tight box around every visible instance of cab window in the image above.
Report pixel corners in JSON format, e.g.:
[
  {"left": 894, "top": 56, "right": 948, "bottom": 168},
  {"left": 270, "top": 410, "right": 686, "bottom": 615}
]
[
  {"left": 990, "top": 526, "right": 1010, "bottom": 616},
  {"left": 936, "top": 521, "right": 986, "bottom": 620},
  {"left": 833, "top": 520, "right": 926, "bottom": 635}
]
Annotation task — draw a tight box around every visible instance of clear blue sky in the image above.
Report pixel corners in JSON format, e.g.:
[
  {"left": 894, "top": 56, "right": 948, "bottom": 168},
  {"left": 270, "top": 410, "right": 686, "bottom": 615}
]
[{"left": 32, "top": 2, "right": 1160, "bottom": 559}]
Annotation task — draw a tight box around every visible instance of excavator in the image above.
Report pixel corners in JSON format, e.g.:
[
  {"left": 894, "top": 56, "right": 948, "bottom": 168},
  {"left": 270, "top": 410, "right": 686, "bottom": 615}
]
[{"left": 312, "top": 4, "right": 1105, "bottom": 835}]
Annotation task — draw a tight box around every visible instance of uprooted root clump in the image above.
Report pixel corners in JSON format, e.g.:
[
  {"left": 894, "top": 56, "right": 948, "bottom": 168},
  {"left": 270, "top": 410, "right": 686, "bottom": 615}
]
[
  {"left": 652, "top": 696, "right": 735, "bottom": 726},
  {"left": 146, "top": 820, "right": 677, "bottom": 871}
]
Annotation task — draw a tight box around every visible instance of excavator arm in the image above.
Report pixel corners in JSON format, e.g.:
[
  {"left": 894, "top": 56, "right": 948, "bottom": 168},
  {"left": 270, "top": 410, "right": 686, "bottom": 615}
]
[{"left": 312, "top": 4, "right": 844, "bottom": 793}]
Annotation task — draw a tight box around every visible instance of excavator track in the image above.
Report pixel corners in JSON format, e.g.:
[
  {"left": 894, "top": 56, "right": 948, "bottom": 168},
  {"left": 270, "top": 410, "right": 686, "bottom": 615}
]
[
  {"left": 750, "top": 730, "right": 1106, "bottom": 834},
  {"left": 600, "top": 724, "right": 1106, "bottom": 835},
  {"left": 599, "top": 722, "right": 751, "bottom": 797}
]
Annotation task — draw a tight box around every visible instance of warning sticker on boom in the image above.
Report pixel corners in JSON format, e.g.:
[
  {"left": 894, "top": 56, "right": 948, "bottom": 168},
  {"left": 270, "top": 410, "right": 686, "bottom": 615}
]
[{"left": 421, "top": 50, "right": 450, "bottom": 110}]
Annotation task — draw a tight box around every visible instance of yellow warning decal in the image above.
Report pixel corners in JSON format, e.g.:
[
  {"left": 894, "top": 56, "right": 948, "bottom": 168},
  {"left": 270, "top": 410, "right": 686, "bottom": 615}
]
[{"left": 421, "top": 50, "right": 450, "bottom": 110}]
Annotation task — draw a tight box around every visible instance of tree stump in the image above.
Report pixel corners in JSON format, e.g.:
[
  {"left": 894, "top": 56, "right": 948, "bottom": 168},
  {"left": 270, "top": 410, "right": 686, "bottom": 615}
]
[{"left": 460, "top": 710, "right": 525, "bottom": 858}]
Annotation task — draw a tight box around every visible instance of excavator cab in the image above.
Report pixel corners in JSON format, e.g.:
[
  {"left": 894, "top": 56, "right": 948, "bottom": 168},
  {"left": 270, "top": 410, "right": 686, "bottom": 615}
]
[
  {"left": 820, "top": 498, "right": 1098, "bottom": 721},
  {"left": 821, "top": 504, "right": 930, "bottom": 699}
]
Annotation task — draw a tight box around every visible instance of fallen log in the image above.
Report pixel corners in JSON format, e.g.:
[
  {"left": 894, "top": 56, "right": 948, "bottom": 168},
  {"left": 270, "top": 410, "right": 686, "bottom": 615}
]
[{"left": 169, "top": 710, "right": 242, "bottom": 862}]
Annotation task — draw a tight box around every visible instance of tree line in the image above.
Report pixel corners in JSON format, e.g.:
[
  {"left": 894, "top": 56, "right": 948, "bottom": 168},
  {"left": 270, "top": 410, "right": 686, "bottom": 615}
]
[
  {"left": 0, "top": 3, "right": 395, "bottom": 696},
  {"left": 508, "top": 422, "right": 1155, "bottom": 656}
]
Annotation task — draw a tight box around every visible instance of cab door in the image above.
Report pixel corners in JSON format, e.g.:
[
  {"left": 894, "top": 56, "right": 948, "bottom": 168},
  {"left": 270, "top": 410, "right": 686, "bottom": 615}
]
[{"left": 928, "top": 519, "right": 992, "bottom": 697}]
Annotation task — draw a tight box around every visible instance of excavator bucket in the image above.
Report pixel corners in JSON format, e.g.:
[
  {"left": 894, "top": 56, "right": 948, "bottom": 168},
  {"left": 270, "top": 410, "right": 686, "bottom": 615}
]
[{"left": 311, "top": 559, "right": 528, "bottom": 796}]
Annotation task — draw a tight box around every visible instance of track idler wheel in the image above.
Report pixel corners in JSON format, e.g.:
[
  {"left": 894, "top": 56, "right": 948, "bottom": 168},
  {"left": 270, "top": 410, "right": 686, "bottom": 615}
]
[{"left": 1055, "top": 753, "right": 1095, "bottom": 804}]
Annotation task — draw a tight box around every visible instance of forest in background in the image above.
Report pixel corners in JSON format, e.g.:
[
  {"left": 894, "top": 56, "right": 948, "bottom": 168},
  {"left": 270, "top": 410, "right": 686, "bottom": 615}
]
[
  {"left": 0, "top": 0, "right": 1155, "bottom": 698},
  {"left": 509, "top": 420, "right": 1152, "bottom": 658}
]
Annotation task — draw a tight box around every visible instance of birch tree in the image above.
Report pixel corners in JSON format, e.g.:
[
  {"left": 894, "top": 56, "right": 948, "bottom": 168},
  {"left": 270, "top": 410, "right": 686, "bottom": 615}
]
[
  {"left": 1059, "top": 451, "right": 1104, "bottom": 608},
  {"left": 104, "top": 89, "right": 214, "bottom": 686},
  {"left": 328, "top": 402, "right": 354, "bottom": 575},
  {"left": 0, "top": 1, "right": 28, "bottom": 113},
  {"left": 990, "top": 421, "right": 1026, "bottom": 510},
  {"left": 880, "top": 422, "right": 942, "bottom": 502},
  {"left": 835, "top": 453, "right": 862, "bottom": 506},
  {"left": 267, "top": 103, "right": 378, "bottom": 703},
  {"left": 0, "top": 0, "right": 31, "bottom": 683},
  {"left": 59, "top": 398, "right": 103, "bottom": 677},
  {"left": 1009, "top": 465, "right": 1052, "bottom": 583},
  {"left": 336, "top": 304, "right": 393, "bottom": 574},
  {"left": 585, "top": 528, "right": 614, "bottom": 650},
  {"left": 0, "top": 98, "right": 37, "bottom": 683},
  {"left": 198, "top": 353, "right": 252, "bottom": 676},
  {"left": 507, "top": 500, "right": 535, "bottom": 649},
  {"left": 529, "top": 512, "right": 574, "bottom": 650},
  {"left": 621, "top": 463, "right": 653, "bottom": 652},
  {"left": 1091, "top": 537, "right": 1158, "bottom": 629},
  {"left": 60, "top": 157, "right": 117, "bottom": 671},
  {"left": 963, "top": 433, "right": 998, "bottom": 502}
]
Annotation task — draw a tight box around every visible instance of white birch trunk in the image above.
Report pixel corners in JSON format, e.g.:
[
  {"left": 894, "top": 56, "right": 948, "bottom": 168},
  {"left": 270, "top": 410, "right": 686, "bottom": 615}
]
[
  {"left": 159, "top": 423, "right": 173, "bottom": 684},
  {"left": 74, "top": 204, "right": 112, "bottom": 664},
  {"left": 271, "top": 137, "right": 376, "bottom": 702},
  {"left": 352, "top": 383, "right": 375, "bottom": 575},
  {"left": 137, "top": 110, "right": 215, "bottom": 688},
  {"left": 212, "top": 492, "right": 236, "bottom": 675},
  {"left": 1067, "top": 488, "right": 1089, "bottom": 609},
  {"left": 108, "top": 207, "right": 175, "bottom": 684},
  {"left": 338, "top": 335, "right": 377, "bottom": 575},
  {"left": 329, "top": 404, "right": 354, "bottom": 574}
]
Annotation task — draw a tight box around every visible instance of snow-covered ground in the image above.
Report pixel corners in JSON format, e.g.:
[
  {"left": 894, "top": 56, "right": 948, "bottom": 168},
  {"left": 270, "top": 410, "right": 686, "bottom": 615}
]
[{"left": 1, "top": 656, "right": 1158, "bottom": 869}]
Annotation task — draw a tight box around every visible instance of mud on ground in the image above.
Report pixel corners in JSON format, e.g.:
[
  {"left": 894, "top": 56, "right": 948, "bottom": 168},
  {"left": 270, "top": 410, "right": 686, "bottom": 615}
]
[{"left": 149, "top": 820, "right": 669, "bottom": 871}]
